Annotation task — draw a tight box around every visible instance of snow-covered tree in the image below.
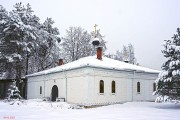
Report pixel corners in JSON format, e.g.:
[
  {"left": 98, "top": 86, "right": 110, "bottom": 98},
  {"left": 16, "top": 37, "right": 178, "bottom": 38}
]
[
  {"left": 115, "top": 50, "right": 123, "bottom": 61},
  {"left": 122, "top": 45, "right": 129, "bottom": 62},
  {"left": 12, "top": 3, "right": 41, "bottom": 75},
  {"left": 0, "top": 3, "right": 61, "bottom": 87},
  {"left": 62, "top": 27, "right": 107, "bottom": 63},
  {"left": 0, "top": 5, "right": 25, "bottom": 86},
  {"left": 155, "top": 28, "right": 180, "bottom": 102},
  {"left": 107, "top": 44, "right": 137, "bottom": 64},
  {"left": 62, "top": 27, "right": 92, "bottom": 63},
  {"left": 32, "top": 17, "right": 60, "bottom": 72},
  {"left": 0, "top": 3, "right": 40, "bottom": 87},
  {"left": 0, "top": 5, "right": 14, "bottom": 78},
  {"left": 128, "top": 44, "right": 136, "bottom": 64}
]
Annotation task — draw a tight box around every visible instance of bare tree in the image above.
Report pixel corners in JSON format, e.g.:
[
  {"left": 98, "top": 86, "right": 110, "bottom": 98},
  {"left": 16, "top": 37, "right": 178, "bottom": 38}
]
[
  {"left": 128, "top": 44, "right": 135, "bottom": 64},
  {"left": 108, "top": 44, "right": 137, "bottom": 64},
  {"left": 62, "top": 27, "right": 92, "bottom": 63}
]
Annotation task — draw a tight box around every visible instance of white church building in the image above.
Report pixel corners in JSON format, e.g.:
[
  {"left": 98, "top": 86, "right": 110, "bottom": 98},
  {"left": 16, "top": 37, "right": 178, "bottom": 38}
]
[{"left": 27, "top": 46, "right": 159, "bottom": 106}]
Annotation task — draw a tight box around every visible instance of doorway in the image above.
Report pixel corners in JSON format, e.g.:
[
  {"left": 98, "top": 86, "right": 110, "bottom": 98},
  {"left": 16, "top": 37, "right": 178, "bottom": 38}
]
[{"left": 51, "top": 85, "right": 58, "bottom": 101}]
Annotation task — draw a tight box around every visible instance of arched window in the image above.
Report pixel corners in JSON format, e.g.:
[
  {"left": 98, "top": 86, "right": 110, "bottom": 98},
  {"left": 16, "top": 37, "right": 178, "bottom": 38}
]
[
  {"left": 137, "top": 82, "right": 140, "bottom": 93},
  {"left": 153, "top": 83, "right": 156, "bottom": 92},
  {"left": 40, "top": 86, "right": 42, "bottom": 94},
  {"left": 112, "top": 81, "right": 116, "bottom": 93},
  {"left": 99, "top": 80, "right": 104, "bottom": 93}
]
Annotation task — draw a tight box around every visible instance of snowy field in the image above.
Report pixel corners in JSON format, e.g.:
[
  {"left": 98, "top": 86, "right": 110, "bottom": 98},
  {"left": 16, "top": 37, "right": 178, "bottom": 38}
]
[{"left": 0, "top": 100, "right": 180, "bottom": 120}]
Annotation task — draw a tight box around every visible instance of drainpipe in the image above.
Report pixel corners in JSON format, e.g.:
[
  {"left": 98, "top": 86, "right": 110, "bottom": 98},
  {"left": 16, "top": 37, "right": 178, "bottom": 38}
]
[
  {"left": 44, "top": 80, "right": 45, "bottom": 97},
  {"left": 132, "top": 70, "right": 136, "bottom": 101},
  {"left": 43, "top": 75, "right": 46, "bottom": 98},
  {"left": 62, "top": 69, "right": 67, "bottom": 102}
]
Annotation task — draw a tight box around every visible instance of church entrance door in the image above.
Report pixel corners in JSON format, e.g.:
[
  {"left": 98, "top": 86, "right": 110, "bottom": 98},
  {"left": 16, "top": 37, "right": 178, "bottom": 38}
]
[{"left": 51, "top": 85, "right": 58, "bottom": 101}]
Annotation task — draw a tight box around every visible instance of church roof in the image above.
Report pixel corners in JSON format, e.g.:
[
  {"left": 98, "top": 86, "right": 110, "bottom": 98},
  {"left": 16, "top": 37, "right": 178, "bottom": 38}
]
[{"left": 27, "top": 56, "right": 160, "bottom": 77}]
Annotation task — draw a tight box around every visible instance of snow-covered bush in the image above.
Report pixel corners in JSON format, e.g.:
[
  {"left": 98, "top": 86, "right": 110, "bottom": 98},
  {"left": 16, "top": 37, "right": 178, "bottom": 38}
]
[{"left": 6, "top": 80, "right": 22, "bottom": 105}]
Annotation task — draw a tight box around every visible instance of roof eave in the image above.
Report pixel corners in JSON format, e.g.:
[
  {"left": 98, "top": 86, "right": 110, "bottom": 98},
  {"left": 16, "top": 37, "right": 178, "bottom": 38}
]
[{"left": 26, "top": 64, "right": 159, "bottom": 77}]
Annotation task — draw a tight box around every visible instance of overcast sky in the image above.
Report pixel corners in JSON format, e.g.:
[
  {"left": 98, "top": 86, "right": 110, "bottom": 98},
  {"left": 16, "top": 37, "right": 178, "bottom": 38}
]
[{"left": 1, "top": 0, "right": 180, "bottom": 70}]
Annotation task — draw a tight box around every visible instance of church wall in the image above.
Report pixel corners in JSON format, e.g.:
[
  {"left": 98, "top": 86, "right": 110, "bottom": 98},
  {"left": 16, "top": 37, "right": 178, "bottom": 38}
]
[
  {"left": 66, "top": 68, "right": 97, "bottom": 104},
  {"left": 75, "top": 67, "right": 158, "bottom": 105},
  {"left": 27, "top": 76, "right": 44, "bottom": 99},
  {"left": 27, "top": 67, "right": 90, "bottom": 103},
  {"left": 66, "top": 75, "right": 87, "bottom": 104},
  {"left": 27, "top": 71, "right": 69, "bottom": 100},
  {"left": 132, "top": 72, "right": 157, "bottom": 101},
  {"left": 27, "top": 66, "right": 158, "bottom": 105},
  {"left": 43, "top": 74, "right": 66, "bottom": 100},
  {"left": 73, "top": 67, "right": 135, "bottom": 105},
  {"left": 92, "top": 69, "right": 133, "bottom": 105}
]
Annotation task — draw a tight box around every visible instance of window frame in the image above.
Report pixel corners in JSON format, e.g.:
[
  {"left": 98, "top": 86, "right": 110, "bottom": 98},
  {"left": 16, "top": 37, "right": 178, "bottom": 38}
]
[
  {"left": 99, "top": 80, "right": 104, "bottom": 94},
  {"left": 137, "top": 82, "right": 140, "bottom": 93},
  {"left": 112, "top": 80, "right": 116, "bottom": 94},
  {"left": 40, "top": 86, "right": 42, "bottom": 95},
  {"left": 153, "top": 83, "right": 156, "bottom": 92}
]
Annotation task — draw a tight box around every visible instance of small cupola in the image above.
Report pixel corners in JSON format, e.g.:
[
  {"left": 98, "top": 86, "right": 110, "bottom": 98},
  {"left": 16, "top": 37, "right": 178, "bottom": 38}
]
[
  {"left": 92, "top": 24, "right": 103, "bottom": 58},
  {"left": 92, "top": 24, "right": 101, "bottom": 47},
  {"left": 92, "top": 37, "right": 100, "bottom": 46}
]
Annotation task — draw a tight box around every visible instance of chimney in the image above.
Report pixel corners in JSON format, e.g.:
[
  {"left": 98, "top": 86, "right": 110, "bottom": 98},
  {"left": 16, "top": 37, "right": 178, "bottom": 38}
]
[
  {"left": 97, "top": 47, "right": 103, "bottom": 60},
  {"left": 58, "top": 59, "right": 64, "bottom": 66}
]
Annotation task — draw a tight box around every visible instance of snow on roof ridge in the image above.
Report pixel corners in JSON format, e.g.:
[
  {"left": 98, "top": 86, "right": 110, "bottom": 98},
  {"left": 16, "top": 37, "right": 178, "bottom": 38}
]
[{"left": 27, "top": 56, "right": 160, "bottom": 77}]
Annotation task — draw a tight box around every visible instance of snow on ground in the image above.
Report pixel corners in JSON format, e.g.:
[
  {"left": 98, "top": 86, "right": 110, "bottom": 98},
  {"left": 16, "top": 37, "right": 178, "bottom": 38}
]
[{"left": 0, "top": 99, "right": 180, "bottom": 120}]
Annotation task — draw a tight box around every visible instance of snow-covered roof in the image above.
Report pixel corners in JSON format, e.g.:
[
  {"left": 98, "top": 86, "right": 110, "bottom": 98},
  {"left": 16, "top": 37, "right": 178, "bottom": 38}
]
[{"left": 27, "top": 56, "right": 160, "bottom": 77}]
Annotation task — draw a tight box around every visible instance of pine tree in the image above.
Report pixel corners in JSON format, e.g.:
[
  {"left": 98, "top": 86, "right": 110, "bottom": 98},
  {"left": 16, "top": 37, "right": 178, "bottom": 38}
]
[
  {"left": 0, "top": 3, "right": 61, "bottom": 78},
  {"left": 37, "top": 17, "right": 60, "bottom": 70},
  {"left": 0, "top": 3, "right": 39, "bottom": 87},
  {"left": 0, "top": 5, "right": 14, "bottom": 78},
  {"left": 155, "top": 28, "right": 180, "bottom": 102}
]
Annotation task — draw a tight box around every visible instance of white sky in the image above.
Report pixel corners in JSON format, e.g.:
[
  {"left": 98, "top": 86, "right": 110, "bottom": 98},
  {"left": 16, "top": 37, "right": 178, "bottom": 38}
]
[{"left": 1, "top": 0, "right": 180, "bottom": 70}]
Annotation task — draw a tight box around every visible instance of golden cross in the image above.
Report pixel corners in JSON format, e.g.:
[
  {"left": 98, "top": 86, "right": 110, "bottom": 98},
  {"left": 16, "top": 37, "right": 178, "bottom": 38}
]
[{"left": 94, "top": 24, "right": 98, "bottom": 35}]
